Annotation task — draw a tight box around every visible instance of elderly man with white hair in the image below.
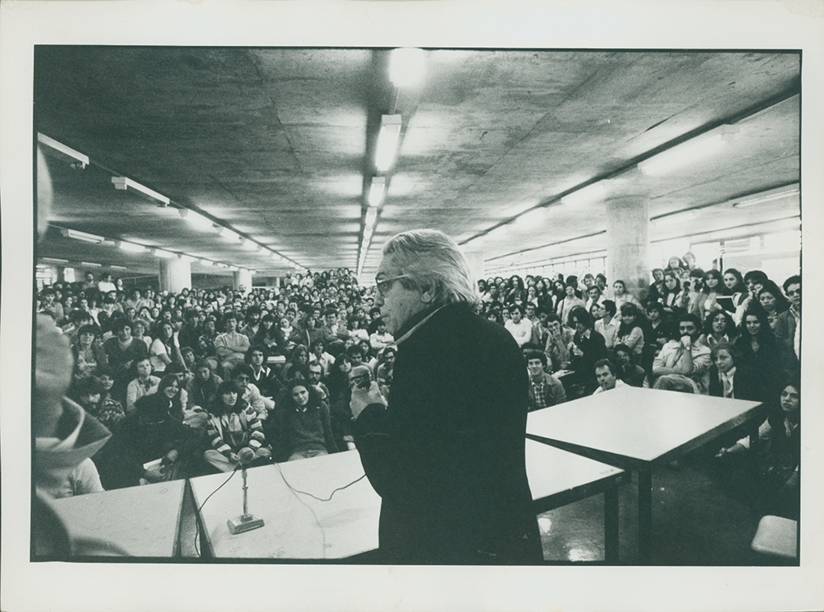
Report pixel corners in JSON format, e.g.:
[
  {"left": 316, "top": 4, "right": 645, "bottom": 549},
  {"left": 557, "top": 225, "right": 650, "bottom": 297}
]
[{"left": 350, "top": 229, "right": 541, "bottom": 564}]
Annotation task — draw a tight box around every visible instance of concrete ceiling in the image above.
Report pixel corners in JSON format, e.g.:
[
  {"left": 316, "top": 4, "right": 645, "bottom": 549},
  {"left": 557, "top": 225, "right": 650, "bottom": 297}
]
[{"left": 35, "top": 48, "right": 800, "bottom": 279}]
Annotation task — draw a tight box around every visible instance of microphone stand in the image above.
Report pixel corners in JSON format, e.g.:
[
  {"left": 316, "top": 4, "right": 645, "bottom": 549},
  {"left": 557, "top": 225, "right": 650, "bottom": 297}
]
[{"left": 227, "top": 456, "right": 265, "bottom": 535}]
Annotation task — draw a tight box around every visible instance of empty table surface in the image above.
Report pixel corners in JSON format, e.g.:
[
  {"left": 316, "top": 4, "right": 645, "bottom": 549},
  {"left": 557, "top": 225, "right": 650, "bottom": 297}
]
[
  {"left": 50, "top": 479, "right": 186, "bottom": 557},
  {"left": 190, "top": 450, "right": 380, "bottom": 560},
  {"left": 527, "top": 385, "right": 763, "bottom": 466},
  {"left": 526, "top": 438, "right": 624, "bottom": 509}
]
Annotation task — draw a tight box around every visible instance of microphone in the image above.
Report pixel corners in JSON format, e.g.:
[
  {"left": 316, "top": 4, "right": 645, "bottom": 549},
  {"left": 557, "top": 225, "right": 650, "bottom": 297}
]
[{"left": 227, "top": 447, "right": 265, "bottom": 535}]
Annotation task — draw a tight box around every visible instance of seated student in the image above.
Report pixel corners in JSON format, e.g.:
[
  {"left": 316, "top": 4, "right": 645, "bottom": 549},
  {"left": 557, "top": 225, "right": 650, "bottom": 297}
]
[
  {"left": 567, "top": 306, "right": 608, "bottom": 394},
  {"left": 652, "top": 313, "right": 711, "bottom": 393},
  {"left": 308, "top": 339, "right": 335, "bottom": 376},
  {"left": 616, "top": 302, "right": 645, "bottom": 357},
  {"left": 612, "top": 343, "right": 647, "bottom": 388},
  {"left": 368, "top": 318, "right": 395, "bottom": 352},
  {"left": 592, "top": 359, "right": 626, "bottom": 395},
  {"left": 103, "top": 318, "right": 149, "bottom": 393},
  {"left": 593, "top": 299, "right": 619, "bottom": 349},
  {"left": 245, "top": 345, "right": 282, "bottom": 401},
  {"left": 213, "top": 314, "right": 251, "bottom": 375},
  {"left": 715, "top": 380, "right": 800, "bottom": 519},
  {"left": 504, "top": 305, "right": 534, "bottom": 348},
  {"left": 375, "top": 346, "right": 397, "bottom": 400},
  {"left": 163, "top": 362, "right": 191, "bottom": 418},
  {"left": 307, "top": 361, "right": 331, "bottom": 403},
  {"left": 325, "top": 354, "right": 355, "bottom": 451},
  {"left": 543, "top": 312, "right": 573, "bottom": 372},
  {"left": 204, "top": 381, "right": 272, "bottom": 473},
  {"left": 107, "top": 376, "right": 195, "bottom": 488},
  {"left": 524, "top": 349, "right": 566, "bottom": 410},
  {"left": 187, "top": 359, "right": 223, "bottom": 412},
  {"left": 92, "top": 367, "right": 127, "bottom": 430},
  {"left": 232, "top": 364, "right": 274, "bottom": 419},
  {"left": 701, "top": 309, "right": 737, "bottom": 350},
  {"left": 125, "top": 357, "right": 161, "bottom": 414},
  {"left": 70, "top": 324, "right": 108, "bottom": 382},
  {"left": 269, "top": 380, "right": 337, "bottom": 461},
  {"left": 707, "top": 342, "right": 765, "bottom": 402}
]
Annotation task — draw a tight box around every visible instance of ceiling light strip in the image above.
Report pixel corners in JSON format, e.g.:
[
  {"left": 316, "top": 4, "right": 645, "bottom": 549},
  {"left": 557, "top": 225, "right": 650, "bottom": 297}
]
[{"left": 37, "top": 133, "right": 89, "bottom": 168}]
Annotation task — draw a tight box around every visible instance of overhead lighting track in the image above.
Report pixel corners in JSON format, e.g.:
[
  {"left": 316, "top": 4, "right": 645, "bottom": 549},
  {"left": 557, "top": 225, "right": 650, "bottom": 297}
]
[
  {"left": 37, "top": 133, "right": 89, "bottom": 169},
  {"left": 111, "top": 176, "right": 171, "bottom": 207}
]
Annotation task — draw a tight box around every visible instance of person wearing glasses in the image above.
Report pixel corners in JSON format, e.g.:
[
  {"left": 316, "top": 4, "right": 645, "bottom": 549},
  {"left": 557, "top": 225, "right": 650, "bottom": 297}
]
[{"left": 349, "top": 229, "right": 541, "bottom": 564}]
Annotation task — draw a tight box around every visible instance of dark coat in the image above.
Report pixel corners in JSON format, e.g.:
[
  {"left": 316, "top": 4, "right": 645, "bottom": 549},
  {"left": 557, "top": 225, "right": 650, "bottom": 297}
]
[
  {"left": 353, "top": 303, "right": 541, "bottom": 564},
  {"left": 707, "top": 365, "right": 767, "bottom": 403}
]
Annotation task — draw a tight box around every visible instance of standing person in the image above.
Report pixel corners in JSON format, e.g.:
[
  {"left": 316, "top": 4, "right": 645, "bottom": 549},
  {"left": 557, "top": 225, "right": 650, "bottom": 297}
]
[
  {"left": 774, "top": 275, "right": 800, "bottom": 360},
  {"left": 556, "top": 279, "right": 585, "bottom": 326},
  {"left": 349, "top": 229, "right": 541, "bottom": 564},
  {"left": 593, "top": 300, "right": 619, "bottom": 350},
  {"left": 611, "top": 279, "right": 640, "bottom": 315},
  {"left": 567, "top": 306, "right": 608, "bottom": 395},
  {"left": 213, "top": 314, "right": 250, "bottom": 376}
]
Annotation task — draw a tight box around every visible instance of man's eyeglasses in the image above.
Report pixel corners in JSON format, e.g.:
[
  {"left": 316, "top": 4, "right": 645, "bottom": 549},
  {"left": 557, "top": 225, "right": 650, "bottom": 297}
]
[{"left": 375, "top": 275, "right": 409, "bottom": 296}]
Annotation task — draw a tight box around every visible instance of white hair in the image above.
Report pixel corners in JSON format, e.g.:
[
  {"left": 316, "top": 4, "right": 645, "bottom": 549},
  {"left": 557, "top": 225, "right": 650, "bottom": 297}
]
[{"left": 382, "top": 229, "right": 478, "bottom": 307}]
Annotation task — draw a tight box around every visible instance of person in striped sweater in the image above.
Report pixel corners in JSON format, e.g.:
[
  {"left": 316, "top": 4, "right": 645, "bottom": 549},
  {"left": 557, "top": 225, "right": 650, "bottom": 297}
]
[{"left": 203, "top": 381, "right": 272, "bottom": 472}]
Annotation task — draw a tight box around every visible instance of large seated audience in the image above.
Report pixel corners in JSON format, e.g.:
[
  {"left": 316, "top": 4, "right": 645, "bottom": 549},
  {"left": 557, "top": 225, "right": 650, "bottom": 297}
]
[{"left": 36, "top": 256, "right": 801, "bottom": 519}]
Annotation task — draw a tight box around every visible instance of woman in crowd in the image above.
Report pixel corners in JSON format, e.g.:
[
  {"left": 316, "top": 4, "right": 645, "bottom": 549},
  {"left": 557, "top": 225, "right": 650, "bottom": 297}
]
[
  {"left": 611, "top": 279, "right": 640, "bottom": 314},
  {"left": 733, "top": 307, "right": 795, "bottom": 401},
  {"left": 125, "top": 357, "right": 161, "bottom": 414},
  {"left": 107, "top": 375, "right": 194, "bottom": 488},
  {"left": 616, "top": 302, "right": 645, "bottom": 358},
  {"left": 282, "top": 343, "right": 310, "bottom": 382},
  {"left": 702, "top": 309, "right": 737, "bottom": 349},
  {"left": 707, "top": 341, "right": 766, "bottom": 403},
  {"left": 646, "top": 268, "right": 666, "bottom": 304},
  {"left": 71, "top": 324, "right": 108, "bottom": 383},
  {"left": 659, "top": 271, "right": 682, "bottom": 314},
  {"left": 691, "top": 269, "right": 724, "bottom": 322},
  {"left": 269, "top": 381, "right": 337, "bottom": 462},
  {"left": 93, "top": 366, "right": 127, "bottom": 430},
  {"left": 756, "top": 280, "right": 790, "bottom": 331},
  {"left": 722, "top": 268, "right": 748, "bottom": 306},
  {"left": 506, "top": 275, "right": 527, "bottom": 305},
  {"left": 612, "top": 343, "right": 647, "bottom": 388},
  {"left": 556, "top": 280, "right": 585, "bottom": 326},
  {"left": 204, "top": 381, "right": 271, "bottom": 472},
  {"left": 254, "top": 313, "right": 282, "bottom": 354},
  {"left": 131, "top": 318, "right": 152, "bottom": 350},
  {"left": 149, "top": 321, "right": 178, "bottom": 375}
]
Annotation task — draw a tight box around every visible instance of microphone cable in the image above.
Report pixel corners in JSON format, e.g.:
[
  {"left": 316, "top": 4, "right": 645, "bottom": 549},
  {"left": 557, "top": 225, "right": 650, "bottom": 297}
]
[{"left": 193, "top": 466, "right": 239, "bottom": 557}]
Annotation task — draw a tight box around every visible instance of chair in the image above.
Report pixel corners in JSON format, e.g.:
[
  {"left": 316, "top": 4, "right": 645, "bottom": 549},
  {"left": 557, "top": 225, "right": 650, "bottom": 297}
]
[{"left": 750, "top": 515, "right": 798, "bottom": 560}]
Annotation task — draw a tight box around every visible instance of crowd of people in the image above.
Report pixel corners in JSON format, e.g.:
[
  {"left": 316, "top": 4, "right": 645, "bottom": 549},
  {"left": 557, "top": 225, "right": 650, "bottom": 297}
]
[{"left": 35, "top": 255, "right": 801, "bottom": 518}]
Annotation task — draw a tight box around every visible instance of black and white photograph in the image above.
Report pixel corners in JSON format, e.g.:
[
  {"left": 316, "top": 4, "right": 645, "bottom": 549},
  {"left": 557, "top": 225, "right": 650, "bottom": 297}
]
[{"left": 2, "top": 2, "right": 823, "bottom": 611}]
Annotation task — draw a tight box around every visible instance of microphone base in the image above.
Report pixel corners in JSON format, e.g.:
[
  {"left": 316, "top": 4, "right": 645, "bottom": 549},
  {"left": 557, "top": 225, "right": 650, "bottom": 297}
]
[{"left": 227, "top": 514, "right": 265, "bottom": 535}]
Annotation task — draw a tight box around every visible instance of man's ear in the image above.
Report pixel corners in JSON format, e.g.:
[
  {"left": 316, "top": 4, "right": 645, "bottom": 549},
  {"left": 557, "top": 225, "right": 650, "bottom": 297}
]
[{"left": 420, "top": 284, "right": 434, "bottom": 304}]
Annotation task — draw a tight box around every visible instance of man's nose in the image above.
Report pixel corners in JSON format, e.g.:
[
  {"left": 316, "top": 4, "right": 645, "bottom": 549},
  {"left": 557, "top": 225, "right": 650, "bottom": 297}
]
[{"left": 374, "top": 292, "right": 384, "bottom": 307}]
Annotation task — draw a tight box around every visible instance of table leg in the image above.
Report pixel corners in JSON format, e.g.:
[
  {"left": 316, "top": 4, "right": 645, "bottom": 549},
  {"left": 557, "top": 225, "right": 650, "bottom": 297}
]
[
  {"left": 638, "top": 468, "right": 653, "bottom": 563},
  {"left": 604, "top": 487, "right": 619, "bottom": 563}
]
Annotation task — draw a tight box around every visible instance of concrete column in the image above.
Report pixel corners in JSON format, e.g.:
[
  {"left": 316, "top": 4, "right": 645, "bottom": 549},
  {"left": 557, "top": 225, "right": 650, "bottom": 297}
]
[
  {"left": 233, "top": 269, "right": 252, "bottom": 291},
  {"left": 606, "top": 197, "right": 650, "bottom": 299},
  {"left": 462, "top": 246, "right": 485, "bottom": 288},
  {"left": 159, "top": 257, "right": 191, "bottom": 293}
]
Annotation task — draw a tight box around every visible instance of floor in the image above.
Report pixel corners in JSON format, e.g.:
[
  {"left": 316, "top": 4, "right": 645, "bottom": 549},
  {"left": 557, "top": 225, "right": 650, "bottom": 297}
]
[{"left": 538, "top": 452, "right": 794, "bottom": 565}]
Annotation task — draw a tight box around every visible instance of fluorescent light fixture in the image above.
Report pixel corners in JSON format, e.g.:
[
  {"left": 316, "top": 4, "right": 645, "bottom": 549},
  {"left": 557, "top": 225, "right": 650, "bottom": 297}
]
[
  {"left": 218, "top": 227, "right": 240, "bottom": 241},
  {"left": 111, "top": 176, "right": 171, "bottom": 207},
  {"left": 118, "top": 241, "right": 148, "bottom": 254},
  {"left": 368, "top": 177, "right": 386, "bottom": 208},
  {"left": 241, "top": 239, "right": 261, "bottom": 252},
  {"left": 638, "top": 132, "right": 727, "bottom": 177},
  {"left": 732, "top": 185, "right": 799, "bottom": 209},
  {"left": 375, "top": 114, "right": 402, "bottom": 172},
  {"left": 37, "top": 133, "right": 89, "bottom": 169},
  {"left": 41, "top": 257, "right": 69, "bottom": 265},
  {"left": 109, "top": 265, "right": 128, "bottom": 271},
  {"left": 179, "top": 208, "right": 215, "bottom": 231},
  {"left": 178, "top": 254, "right": 195, "bottom": 263},
  {"left": 365, "top": 207, "right": 378, "bottom": 228},
  {"left": 79, "top": 261, "right": 102, "bottom": 268},
  {"left": 562, "top": 181, "right": 609, "bottom": 207},
  {"left": 389, "top": 48, "right": 427, "bottom": 88},
  {"left": 61, "top": 228, "right": 105, "bottom": 244},
  {"left": 152, "top": 248, "right": 174, "bottom": 258}
]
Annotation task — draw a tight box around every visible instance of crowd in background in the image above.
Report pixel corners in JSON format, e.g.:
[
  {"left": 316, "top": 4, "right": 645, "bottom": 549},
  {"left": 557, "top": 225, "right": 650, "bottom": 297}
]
[{"left": 35, "top": 255, "right": 801, "bottom": 518}]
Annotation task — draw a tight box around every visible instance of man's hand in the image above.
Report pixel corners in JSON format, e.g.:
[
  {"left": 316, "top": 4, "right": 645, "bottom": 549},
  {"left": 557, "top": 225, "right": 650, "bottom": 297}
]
[
  {"left": 350, "top": 381, "right": 386, "bottom": 421},
  {"left": 680, "top": 335, "right": 692, "bottom": 349}
]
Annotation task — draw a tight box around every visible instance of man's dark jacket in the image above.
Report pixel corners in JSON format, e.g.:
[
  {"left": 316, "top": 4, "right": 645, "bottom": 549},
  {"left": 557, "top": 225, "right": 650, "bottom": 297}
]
[{"left": 354, "top": 302, "right": 541, "bottom": 563}]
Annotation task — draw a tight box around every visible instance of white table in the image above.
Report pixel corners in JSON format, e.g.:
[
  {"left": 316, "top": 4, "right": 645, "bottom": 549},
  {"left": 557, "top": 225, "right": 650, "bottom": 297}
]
[
  {"left": 526, "top": 385, "right": 764, "bottom": 561},
  {"left": 50, "top": 479, "right": 186, "bottom": 557},
  {"left": 189, "top": 450, "right": 381, "bottom": 560},
  {"left": 190, "top": 444, "right": 627, "bottom": 561}
]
